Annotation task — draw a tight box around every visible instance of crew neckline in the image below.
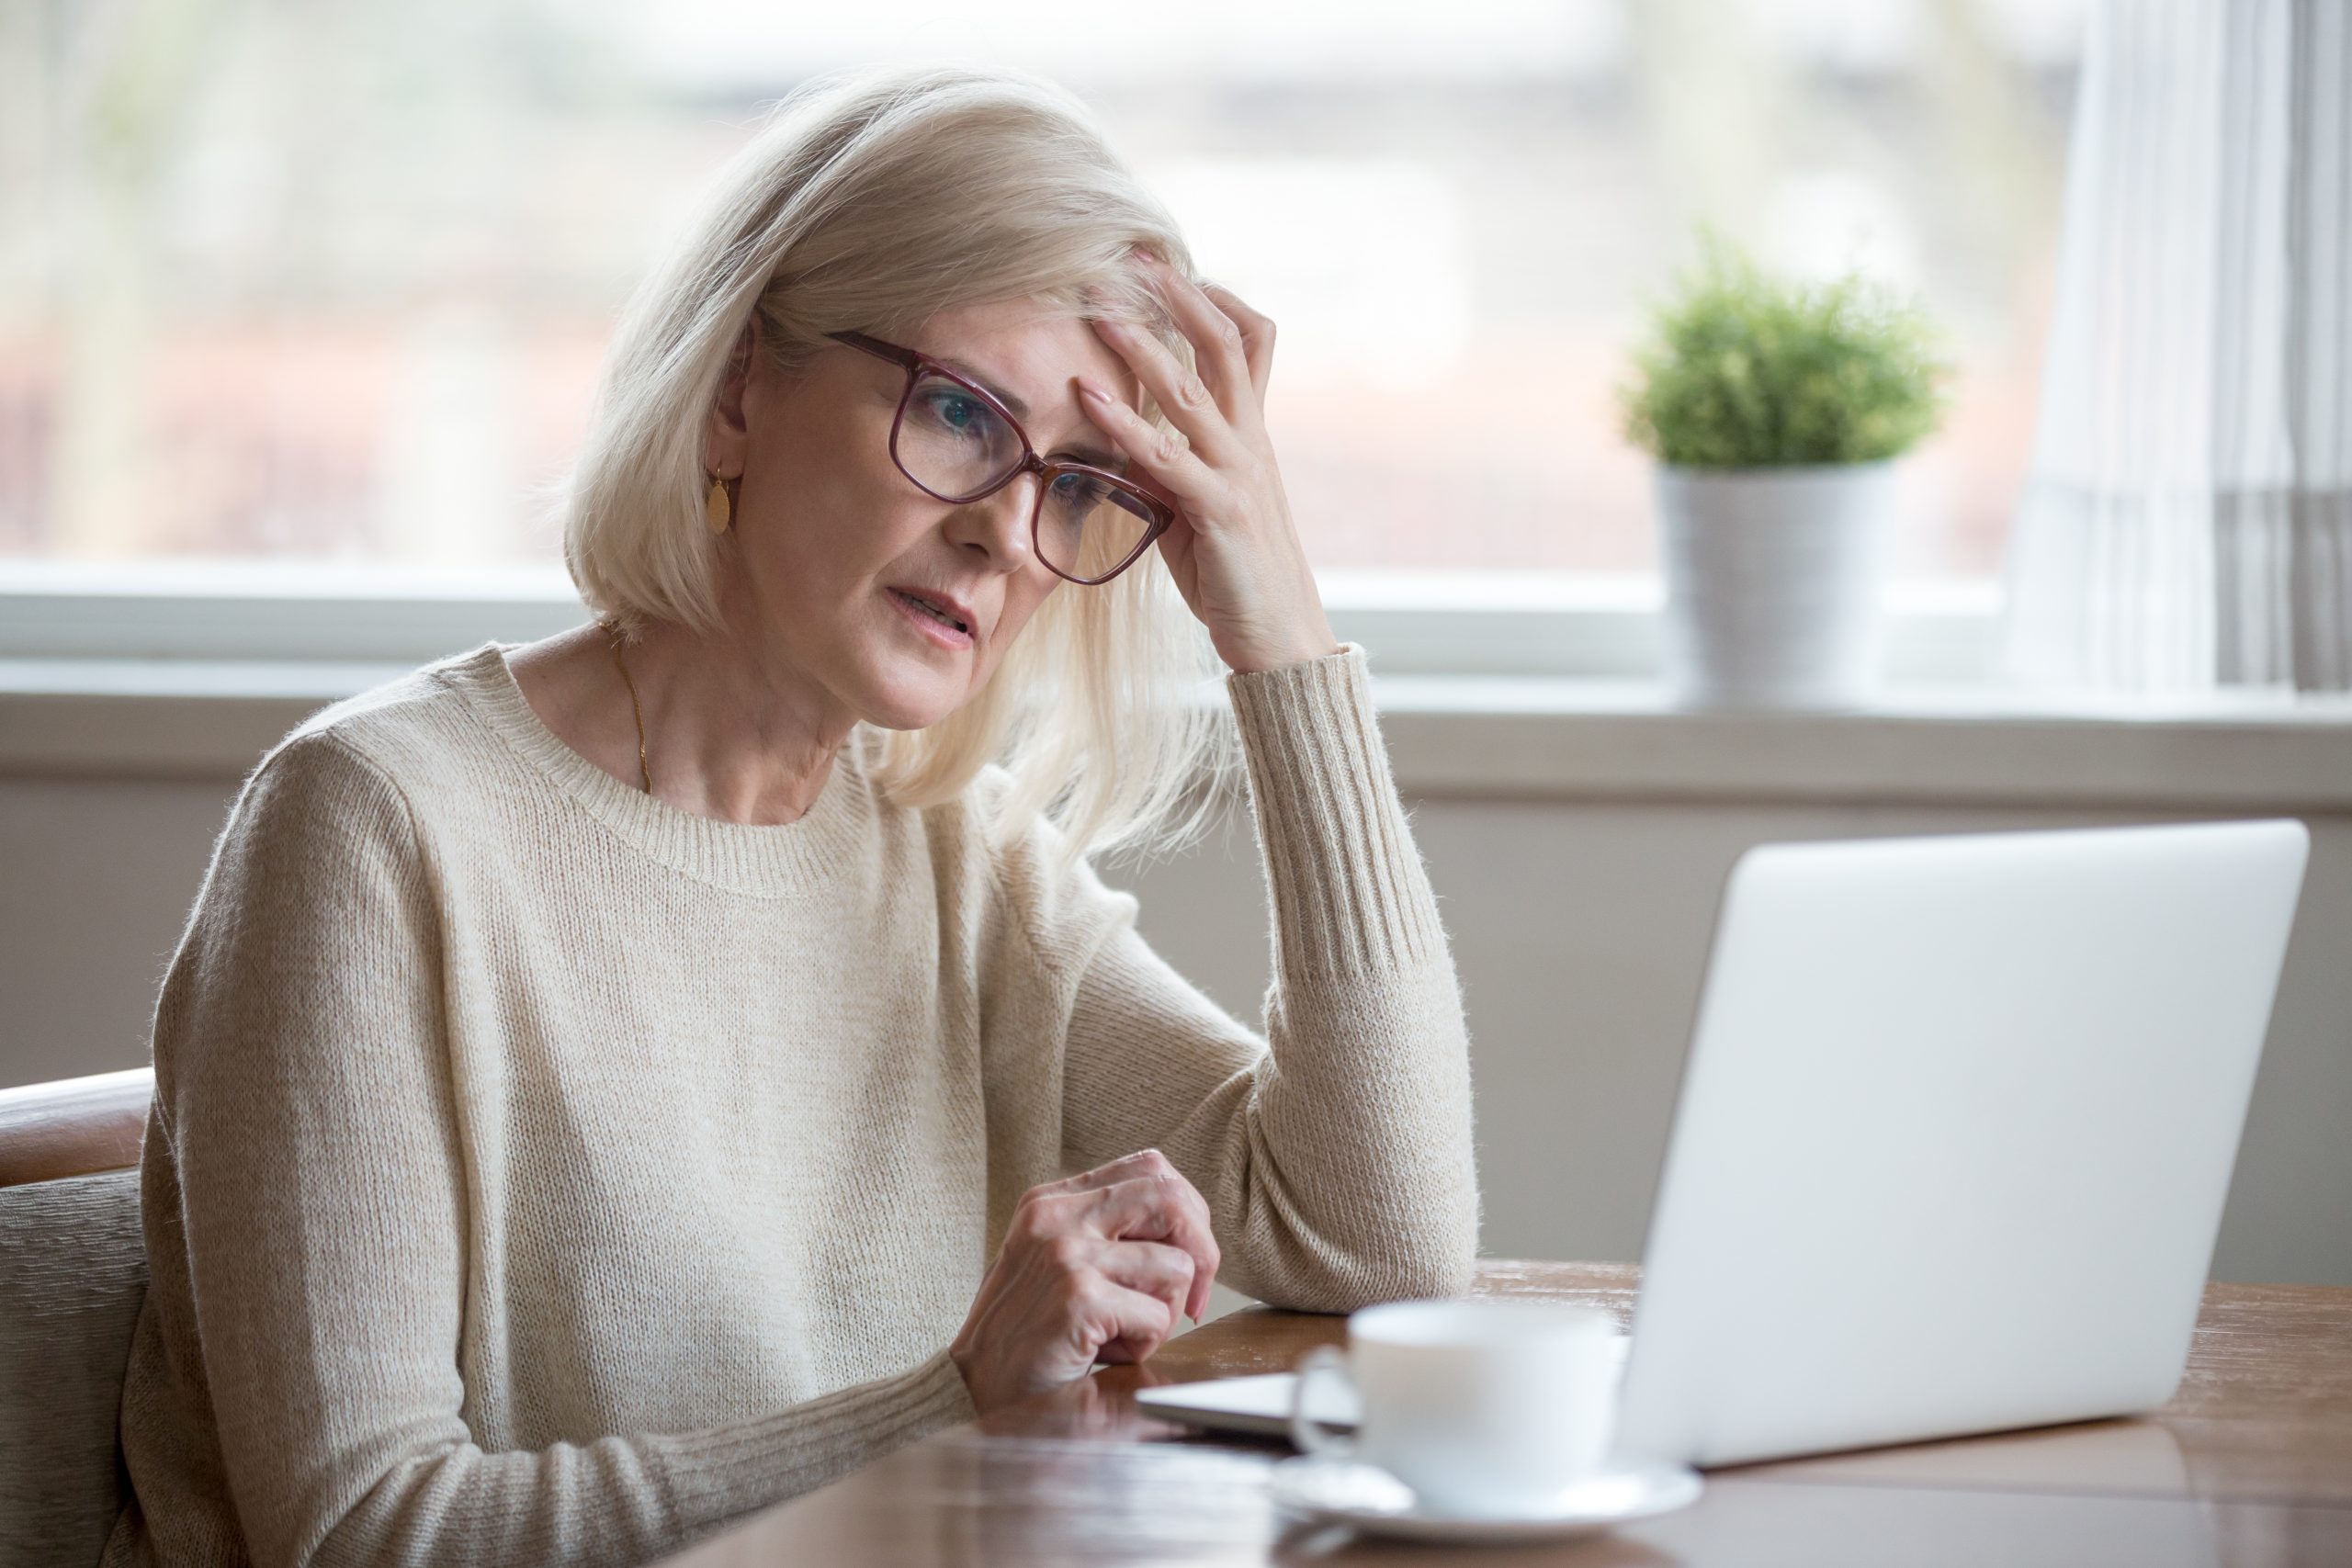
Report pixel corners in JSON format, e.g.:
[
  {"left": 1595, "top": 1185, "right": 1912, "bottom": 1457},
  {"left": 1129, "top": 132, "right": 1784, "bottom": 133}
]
[{"left": 437, "top": 641, "right": 875, "bottom": 897}]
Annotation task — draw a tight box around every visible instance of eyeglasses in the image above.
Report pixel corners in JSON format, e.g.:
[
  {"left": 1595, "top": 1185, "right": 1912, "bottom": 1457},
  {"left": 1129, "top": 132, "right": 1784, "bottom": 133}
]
[{"left": 828, "top": 330, "right": 1176, "bottom": 586}]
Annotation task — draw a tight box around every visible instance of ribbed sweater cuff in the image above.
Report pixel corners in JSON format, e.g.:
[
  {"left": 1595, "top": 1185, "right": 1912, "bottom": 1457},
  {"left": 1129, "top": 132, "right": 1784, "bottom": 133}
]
[
  {"left": 1226, "top": 642, "right": 1443, "bottom": 974},
  {"left": 654, "top": 1348, "right": 977, "bottom": 1526}
]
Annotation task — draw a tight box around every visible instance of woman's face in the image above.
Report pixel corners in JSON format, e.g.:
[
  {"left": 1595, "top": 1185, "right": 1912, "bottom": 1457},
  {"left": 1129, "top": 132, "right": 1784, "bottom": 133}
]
[{"left": 709, "top": 297, "right": 1143, "bottom": 732}]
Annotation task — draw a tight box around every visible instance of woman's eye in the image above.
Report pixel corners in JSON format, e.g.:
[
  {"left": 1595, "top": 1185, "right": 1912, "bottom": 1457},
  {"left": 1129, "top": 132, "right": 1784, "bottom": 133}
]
[
  {"left": 1044, "top": 479, "right": 1089, "bottom": 521},
  {"left": 918, "top": 389, "right": 991, "bottom": 437}
]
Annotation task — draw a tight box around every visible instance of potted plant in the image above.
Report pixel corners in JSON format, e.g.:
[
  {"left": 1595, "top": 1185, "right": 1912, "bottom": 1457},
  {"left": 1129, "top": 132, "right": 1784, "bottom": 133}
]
[{"left": 1619, "top": 240, "right": 1949, "bottom": 708}]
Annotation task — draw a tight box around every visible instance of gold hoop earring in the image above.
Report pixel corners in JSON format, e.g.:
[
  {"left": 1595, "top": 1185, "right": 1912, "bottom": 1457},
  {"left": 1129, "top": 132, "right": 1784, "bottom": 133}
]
[{"left": 706, "top": 474, "right": 732, "bottom": 536}]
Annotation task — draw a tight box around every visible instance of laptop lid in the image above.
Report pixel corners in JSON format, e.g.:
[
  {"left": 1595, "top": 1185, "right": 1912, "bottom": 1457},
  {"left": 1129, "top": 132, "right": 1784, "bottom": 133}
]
[{"left": 1612, "top": 819, "right": 2309, "bottom": 1469}]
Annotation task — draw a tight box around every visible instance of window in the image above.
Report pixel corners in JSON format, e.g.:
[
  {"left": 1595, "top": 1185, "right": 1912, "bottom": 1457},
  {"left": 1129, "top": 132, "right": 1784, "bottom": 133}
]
[{"left": 0, "top": 0, "right": 2081, "bottom": 612}]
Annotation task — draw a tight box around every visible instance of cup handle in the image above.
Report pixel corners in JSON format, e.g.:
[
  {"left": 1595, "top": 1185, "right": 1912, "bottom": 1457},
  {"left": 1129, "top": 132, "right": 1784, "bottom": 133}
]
[{"left": 1289, "top": 1346, "right": 1357, "bottom": 1461}]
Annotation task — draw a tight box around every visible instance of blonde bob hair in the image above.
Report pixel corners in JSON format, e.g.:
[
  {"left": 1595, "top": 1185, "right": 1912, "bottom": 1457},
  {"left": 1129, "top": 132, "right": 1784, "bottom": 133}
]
[{"left": 563, "top": 62, "right": 1241, "bottom": 872}]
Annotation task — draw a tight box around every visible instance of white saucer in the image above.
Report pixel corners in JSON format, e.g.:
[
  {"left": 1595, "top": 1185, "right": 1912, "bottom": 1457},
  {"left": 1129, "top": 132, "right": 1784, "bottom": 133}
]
[{"left": 1269, "top": 1455, "right": 1702, "bottom": 1544}]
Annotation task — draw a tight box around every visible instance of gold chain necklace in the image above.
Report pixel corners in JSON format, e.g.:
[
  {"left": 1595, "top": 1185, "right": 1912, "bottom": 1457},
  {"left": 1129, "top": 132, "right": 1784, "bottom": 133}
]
[{"left": 603, "top": 620, "right": 652, "bottom": 795}]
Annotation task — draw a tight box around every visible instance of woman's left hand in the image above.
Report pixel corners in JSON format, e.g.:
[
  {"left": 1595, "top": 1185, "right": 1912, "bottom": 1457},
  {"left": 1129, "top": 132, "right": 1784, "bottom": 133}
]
[{"left": 1079, "top": 253, "right": 1340, "bottom": 676}]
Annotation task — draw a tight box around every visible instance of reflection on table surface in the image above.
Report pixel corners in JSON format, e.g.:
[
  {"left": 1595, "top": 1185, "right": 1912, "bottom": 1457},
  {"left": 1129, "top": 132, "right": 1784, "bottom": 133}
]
[{"left": 655, "top": 1260, "right": 2352, "bottom": 1567}]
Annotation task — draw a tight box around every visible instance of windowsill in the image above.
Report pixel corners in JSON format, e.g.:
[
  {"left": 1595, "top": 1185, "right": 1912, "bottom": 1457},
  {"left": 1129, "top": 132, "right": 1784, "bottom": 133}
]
[
  {"left": 1370, "top": 674, "right": 2352, "bottom": 811},
  {"left": 7, "top": 657, "right": 2351, "bottom": 812}
]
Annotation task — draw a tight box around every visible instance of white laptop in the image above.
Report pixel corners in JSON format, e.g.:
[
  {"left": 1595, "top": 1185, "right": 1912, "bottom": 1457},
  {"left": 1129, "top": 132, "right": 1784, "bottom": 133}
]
[{"left": 1137, "top": 819, "right": 2311, "bottom": 1468}]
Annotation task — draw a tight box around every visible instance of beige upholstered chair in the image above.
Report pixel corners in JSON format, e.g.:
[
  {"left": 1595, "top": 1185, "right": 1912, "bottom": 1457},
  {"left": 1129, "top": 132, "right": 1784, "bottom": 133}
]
[{"left": 0, "top": 1069, "right": 153, "bottom": 1568}]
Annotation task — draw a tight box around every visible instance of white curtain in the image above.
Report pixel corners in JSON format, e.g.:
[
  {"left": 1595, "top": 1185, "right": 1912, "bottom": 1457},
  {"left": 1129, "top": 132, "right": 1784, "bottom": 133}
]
[{"left": 2005, "top": 0, "right": 2351, "bottom": 693}]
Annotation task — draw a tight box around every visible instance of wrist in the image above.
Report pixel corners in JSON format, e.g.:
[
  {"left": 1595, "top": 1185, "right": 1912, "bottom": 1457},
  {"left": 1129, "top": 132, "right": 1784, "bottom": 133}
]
[
  {"left": 947, "top": 1323, "right": 977, "bottom": 1380},
  {"left": 947, "top": 1340, "right": 990, "bottom": 1413},
  {"left": 1224, "top": 633, "right": 1343, "bottom": 676}
]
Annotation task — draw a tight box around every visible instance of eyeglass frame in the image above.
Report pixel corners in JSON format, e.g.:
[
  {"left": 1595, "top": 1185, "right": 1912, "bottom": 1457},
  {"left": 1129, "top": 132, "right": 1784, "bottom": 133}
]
[{"left": 826, "top": 329, "right": 1177, "bottom": 586}]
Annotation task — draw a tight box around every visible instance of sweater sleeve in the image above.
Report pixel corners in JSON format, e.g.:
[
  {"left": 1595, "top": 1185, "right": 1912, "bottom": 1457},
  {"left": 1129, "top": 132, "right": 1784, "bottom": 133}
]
[
  {"left": 1049, "top": 643, "right": 1480, "bottom": 1313},
  {"left": 151, "top": 730, "right": 974, "bottom": 1568}
]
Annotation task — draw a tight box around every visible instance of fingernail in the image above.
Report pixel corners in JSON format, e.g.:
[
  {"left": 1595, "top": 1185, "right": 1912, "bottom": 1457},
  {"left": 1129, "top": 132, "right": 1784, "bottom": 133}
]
[{"left": 1075, "top": 377, "right": 1108, "bottom": 400}]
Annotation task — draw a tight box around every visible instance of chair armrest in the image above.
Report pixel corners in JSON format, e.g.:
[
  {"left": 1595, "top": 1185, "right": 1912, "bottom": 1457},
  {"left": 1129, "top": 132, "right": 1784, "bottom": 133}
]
[{"left": 0, "top": 1068, "right": 153, "bottom": 1188}]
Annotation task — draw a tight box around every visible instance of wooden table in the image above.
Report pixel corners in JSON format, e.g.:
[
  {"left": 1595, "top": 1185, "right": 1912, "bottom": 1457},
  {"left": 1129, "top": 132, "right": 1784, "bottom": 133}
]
[{"left": 657, "top": 1261, "right": 2352, "bottom": 1565}]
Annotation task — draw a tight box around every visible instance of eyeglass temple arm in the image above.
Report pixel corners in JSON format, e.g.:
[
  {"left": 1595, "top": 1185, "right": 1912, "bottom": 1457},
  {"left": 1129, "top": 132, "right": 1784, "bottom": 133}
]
[{"left": 829, "top": 330, "right": 922, "bottom": 371}]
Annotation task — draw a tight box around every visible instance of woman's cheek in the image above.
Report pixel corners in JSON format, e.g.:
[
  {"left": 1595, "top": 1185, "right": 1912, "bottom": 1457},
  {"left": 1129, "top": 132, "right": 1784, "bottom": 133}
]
[{"left": 1001, "top": 577, "right": 1057, "bottom": 650}]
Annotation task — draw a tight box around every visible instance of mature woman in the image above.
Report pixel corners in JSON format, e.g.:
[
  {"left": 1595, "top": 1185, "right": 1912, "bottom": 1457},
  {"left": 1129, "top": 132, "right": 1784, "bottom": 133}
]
[{"left": 105, "top": 64, "right": 1477, "bottom": 1568}]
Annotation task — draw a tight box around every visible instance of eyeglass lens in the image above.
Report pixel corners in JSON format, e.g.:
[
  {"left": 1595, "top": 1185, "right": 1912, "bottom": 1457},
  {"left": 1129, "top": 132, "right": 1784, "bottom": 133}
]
[{"left": 896, "top": 371, "right": 1157, "bottom": 581}]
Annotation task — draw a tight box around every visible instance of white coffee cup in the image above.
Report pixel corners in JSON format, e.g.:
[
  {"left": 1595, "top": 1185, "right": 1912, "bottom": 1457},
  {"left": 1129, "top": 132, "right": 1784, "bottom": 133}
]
[{"left": 1287, "top": 1299, "right": 1621, "bottom": 1517}]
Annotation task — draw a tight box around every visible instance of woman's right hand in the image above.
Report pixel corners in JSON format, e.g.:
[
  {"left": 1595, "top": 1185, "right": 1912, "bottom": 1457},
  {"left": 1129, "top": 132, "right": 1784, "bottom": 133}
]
[{"left": 948, "top": 1149, "right": 1222, "bottom": 1414}]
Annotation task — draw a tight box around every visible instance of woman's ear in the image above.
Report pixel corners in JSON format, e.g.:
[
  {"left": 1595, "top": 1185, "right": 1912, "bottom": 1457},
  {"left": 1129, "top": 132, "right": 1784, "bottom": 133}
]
[{"left": 702, "top": 321, "right": 760, "bottom": 476}]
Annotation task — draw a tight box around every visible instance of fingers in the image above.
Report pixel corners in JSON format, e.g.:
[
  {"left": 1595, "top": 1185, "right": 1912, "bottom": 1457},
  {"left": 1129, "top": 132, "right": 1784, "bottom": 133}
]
[
  {"left": 1199, "top": 281, "right": 1275, "bottom": 400},
  {"left": 1027, "top": 1234, "right": 1189, "bottom": 1368},
  {"left": 1082, "top": 1176, "right": 1221, "bottom": 1324},
  {"left": 956, "top": 1158, "right": 1221, "bottom": 1411},
  {"left": 1084, "top": 314, "right": 1242, "bottom": 469},
  {"left": 1069, "top": 1271, "right": 1181, "bottom": 1366},
  {"left": 1026, "top": 1147, "right": 1182, "bottom": 1200},
  {"left": 1014, "top": 1150, "right": 1222, "bottom": 1321},
  {"left": 1075, "top": 376, "right": 1222, "bottom": 516},
  {"left": 1133, "top": 254, "right": 1260, "bottom": 421},
  {"left": 1089, "top": 1238, "right": 1196, "bottom": 1356},
  {"left": 1078, "top": 258, "right": 1277, "bottom": 533}
]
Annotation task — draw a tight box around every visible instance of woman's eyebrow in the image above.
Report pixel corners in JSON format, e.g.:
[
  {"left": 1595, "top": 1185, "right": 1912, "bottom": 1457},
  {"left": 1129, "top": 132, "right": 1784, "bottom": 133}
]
[
  {"left": 936, "top": 355, "right": 1032, "bottom": 420},
  {"left": 1057, "top": 443, "right": 1127, "bottom": 472}
]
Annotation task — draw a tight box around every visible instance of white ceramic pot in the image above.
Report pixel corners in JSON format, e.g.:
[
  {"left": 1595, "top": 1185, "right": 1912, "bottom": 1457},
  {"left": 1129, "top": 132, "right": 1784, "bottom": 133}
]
[{"left": 1654, "top": 461, "right": 1895, "bottom": 709}]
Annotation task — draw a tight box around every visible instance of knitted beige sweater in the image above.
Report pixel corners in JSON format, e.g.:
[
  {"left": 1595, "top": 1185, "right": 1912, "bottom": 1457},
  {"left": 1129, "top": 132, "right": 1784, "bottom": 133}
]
[{"left": 102, "top": 638, "right": 1479, "bottom": 1568}]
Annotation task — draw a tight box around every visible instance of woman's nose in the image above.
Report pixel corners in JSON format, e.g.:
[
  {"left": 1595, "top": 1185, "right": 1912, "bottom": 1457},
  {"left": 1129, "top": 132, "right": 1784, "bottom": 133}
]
[{"left": 944, "top": 471, "right": 1037, "bottom": 573}]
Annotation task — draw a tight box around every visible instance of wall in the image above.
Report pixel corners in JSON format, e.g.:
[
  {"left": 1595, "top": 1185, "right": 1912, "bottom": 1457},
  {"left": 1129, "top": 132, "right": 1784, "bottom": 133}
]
[{"left": 5, "top": 684, "right": 2347, "bottom": 1287}]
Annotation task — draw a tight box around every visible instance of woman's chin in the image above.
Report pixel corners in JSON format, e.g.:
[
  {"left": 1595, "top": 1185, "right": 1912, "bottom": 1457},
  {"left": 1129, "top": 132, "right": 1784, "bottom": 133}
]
[{"left": 856, "top": 667, "right": 972, "bottom": 732}]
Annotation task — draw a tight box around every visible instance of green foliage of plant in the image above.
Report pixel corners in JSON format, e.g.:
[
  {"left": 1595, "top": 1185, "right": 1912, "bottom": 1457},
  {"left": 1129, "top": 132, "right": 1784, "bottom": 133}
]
[{"left": 1620, "top": 238, "right": 1951, "bottom": 468}]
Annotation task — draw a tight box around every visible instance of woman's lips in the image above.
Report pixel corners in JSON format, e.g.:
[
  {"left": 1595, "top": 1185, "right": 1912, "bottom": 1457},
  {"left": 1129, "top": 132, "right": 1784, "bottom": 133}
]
[{"left": 887, "top": 587, "right": 976, "bottom": 649}]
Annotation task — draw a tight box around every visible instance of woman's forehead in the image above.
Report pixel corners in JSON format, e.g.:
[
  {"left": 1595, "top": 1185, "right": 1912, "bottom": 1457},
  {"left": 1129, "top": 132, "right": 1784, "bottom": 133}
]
[{"left": 911, "top": 299, "right": 1139, "bottom": 417}]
